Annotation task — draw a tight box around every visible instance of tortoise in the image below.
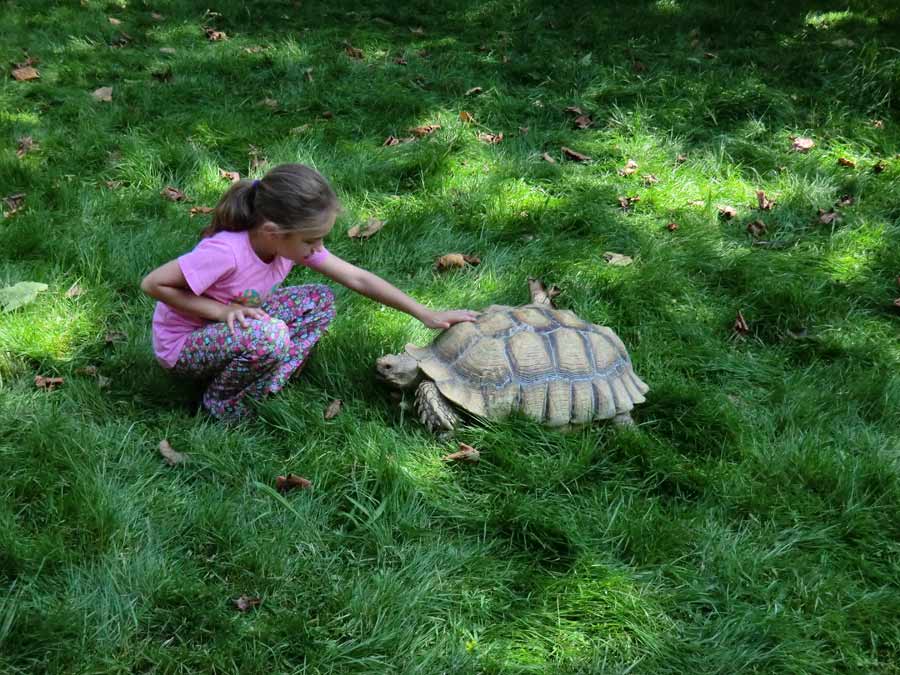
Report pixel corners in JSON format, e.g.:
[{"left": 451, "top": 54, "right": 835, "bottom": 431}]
[{"left": 375, "top": 282, "right": 649, "bottom": 433}]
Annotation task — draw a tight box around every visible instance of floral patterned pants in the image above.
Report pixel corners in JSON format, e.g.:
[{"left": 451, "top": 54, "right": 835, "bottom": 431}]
[{"left": 173, "top": 284, "right": 335, "bottom": 422}]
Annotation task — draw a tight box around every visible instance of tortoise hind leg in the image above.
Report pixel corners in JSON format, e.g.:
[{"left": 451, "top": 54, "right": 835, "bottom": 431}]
[{"left": 415, "top": 381, "right": 460, "bottom": 434}]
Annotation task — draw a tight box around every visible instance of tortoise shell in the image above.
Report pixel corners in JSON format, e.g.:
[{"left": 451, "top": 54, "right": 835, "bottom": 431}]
[{"left": 405, "top": 304, "right": 649, "bottom": 427}]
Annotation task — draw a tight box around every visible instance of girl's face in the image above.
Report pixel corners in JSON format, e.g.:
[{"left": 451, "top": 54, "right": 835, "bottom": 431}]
[{"left": 273, "top": 211, "right": 336, "bottom": 263}]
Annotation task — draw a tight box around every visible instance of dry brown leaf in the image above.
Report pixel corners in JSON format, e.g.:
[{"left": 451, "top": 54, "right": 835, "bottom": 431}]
[
  {"left": 527, "top": 278, "right": 561, "bottom": 307},
  {"left": 465, "top": 86, "right": 483, "bottom": 96},
  {"left": 219, "top": 169, "right": 240, "bottom": 183},
  {"left": 105, "top": 330, "right": 127, "bottom": 344},
  {"left": 836, "top": 194, "right": 854, "bottom": 207},
  {"left": 441, "top": 443, "right": 480, "bottom": 463},
  {"left": 818, "top": 208, "right": 841, "bottom": 225},
  {"left": 478, "top": 132, "right": 503, "bottom": 144},
  {"left": 564, "top": 105, "right": 584, "bottom": 115},
  {"left": 159, "top": 47, "right": 176, "bottom": 55},
  {"left": 746, "top": 220, "right": 767, "bottom": 237},
  {"left": 642, "top": 174, "right": 659, "bottom": 185},
  {"left": 323, "top": 399, "right": 343, "bottom": 420},
  {"left": 382, "top": 135, "right": 414, "bottom": 146},
  {"left": 275, "top": 473, "right": 312, "bottom": 493},
  {"left": 573, "top": 114, "right": 593, "bottom": 129},
  {"left": 161, "top": 186, "right": 188, "bottom": 202},
  {"left": 617, "top": 195, "right": 640, "bottom": 210},
  {"left": 756, "top": 190, "right": 775, "bottom": 211},
  {"left": 233, "top": 595, "right": 261, "bottom": 612},
  {"left": 733, "top": 311, "right": 750, "bottom": 336},
  {"left": 244, "top": 46, "right": 265, "bottom": 54},
  {"left": 158, "top": 439, "right": 187, "bottom": 466},
  {"left": 347, "top": 217, "right": 385, "bottom": 240},
  {"left": 152, "top": 12, "right": 165, "bottom": 20},
  {"left": 459, "top": 111, "right": 475, "bottom": 123},
  {"left": 718, "top": 205, "right": 737, "bottom": 219},
  {"left": 704, "top": 52, "right": 718, "bottom": 59},
  {"left": 837, "top": 157, "right": 856, "bottom": 168},
  {"left": 345, "top": 45, "right": 364, "bottom": 60},
  {"left": 602, "top": 251, "right": 634, "bottom": 266},
  {"left": 791, "top": 136, "right": 815, "bottom": 152},
  {"left": 541, "top": 152, "right": 556, "bottom": 164},
  {"left": 111, "top": 32, "right": 133, "bottom": 47},
  {"left": 409, "top": 124, "right": 441, "bottom": 137},
  {"left": 16, "top": 136, "right": 37, "bottom": 158},
  {"left": 108, "top": 16, "right": 122, "bottom": 25},
  {"left": 619, "top": 159, "right": 639, "bottom": 176},
  {"left": 189, "top": 206, "right": 215, "bottom": 217},
  {"left": 11, "top": 66, "right": 40, "bottom": 81},
  {"left": 35, "top": 375, "right": 64, "bottom": 390},
  {"left": 687, "top": 200, "right": 705, "bottom": 207},
  {"left": 666, "top": 222, "right": 679, "bottom": 231},
  {"left": 676, "top": 154, "right": 687, "bottom": 164},
  {"left": 873, "top": 160, "right": 887, "bottom": 174},
  {"left": 2, "top": 192, "right": 25, "bottom": 218},
  {"left": 435, "top": 253, "right": 481, "bottom": 271},
  {"left": 393, "top": 56, "right": 408, "bottom": 65},
  {"left": 561, "top": 147, "right": 591, "bottom": 162},
  {"left": 260, "top": 98, "right": 279, "bottom": 110},
  {"left": 65, "top": 283, "right": 83, "bottom": 299},
  {"left": 872, "top": 119, "right": 884, "bottom": 129},
  {"left": 92, "top": 87, "right": 113, "bottom": 102},
  {"left": 205, "top": 28, "right": 227, "bottom": 41}
]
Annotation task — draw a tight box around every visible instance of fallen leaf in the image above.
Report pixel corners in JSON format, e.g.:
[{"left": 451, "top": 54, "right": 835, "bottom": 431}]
[
  {"left": 894, "top": 298, "right": 900, "bottom": 310},
  {"left": 97, "top": 374, "right": 111, "bottom": 389},
  {"left": 441, "top": 443, "right": 480, "bottom": 462},
  {"left": 275, "top": 474, "right": 312, "bottom": 492},
  {"left": 642, "top": 174, "right": 659, "bottom": 185},
  {"left": 2, "top": 192, "right": 26, "bottom": 217},
  {"left": 323, "top": 399, "right": 342, "bottom": 420},
  {"left": 105, "top": 180, "right": 123, "bottom": 190},
  {"left": 465, "top": 86, "right": 483, "bottom": 96},
  {"left": 718, "top": 205, "right": 737, "bottom": 219},
  {"left": 108, "top": 16, "right": 122, "bottom": 25},
  {"left": 459, "top": 111, "right": 475, "bottom": 123},
  {"left": 746, "top": 220, "right": 767, "bottom": 237},
  {"left": 602, "top": 251, "right": 634, "bottom": 266},
  {"left": 791, "top": 136, "right": 815, "bottom": 152},
  {"left": 561, "top": 147, "right": 591, "bottom": 162},
  {"left": 65, "top": 283, "right": 83, "bottom": 299},
  {"left": 162, "top": 186, "right": 188, "bottom": 202},
  {"left": 756, "top": 190, "right": 775, "bottom": 211},
  {"left": 564, "top": 105, "right": 584, "bottom": 115},
  {"left": 111, "top": 32, "right": 133, "bottom": 47},
  {"left": 291, "top": 124, "right": 310, "bottom": 135},
  {"left": 75, "top": 366, "right": 98, "bottom": 376},
  {"left": 347, "top": 217, "right": 385, "bottom": 239},
  {"left": 818, "top": 208, "right": 841, "bottom": 225},
  {"left": 733, "top": 311, "right": 750, "bottom": 335},
  {"left": 345, "top": 45, "right": 364, "bottom": 60},
  {"left": 205, "top": 28, "right": 227, "bottom": 41},
  {"left": 382, "top": 135, "right": 414, "bottom": 146},
  {"left": 0, "top": 281, "right": 47, "bottom": 312},
  {"left": 617, "top": 195, "right": 640, "bottom": 210},
  {"left": 435, "top": 253, "right": 481, "bottom": 271},
  {"left": 260, "top": 98, "right": 279, "bottom": 110},
  {"left": 837, "top": 157, "right": 856, "bottom": 168},
  {"left": 409, "top": 26, "right": 425, "bottom": 35},
  {"left": 666, "top": 222, "right": 679, "bottom": 231},
  {"left": 873, "top": 160, "right": 886, "bottom": 174},
  {"left": 836, "top": 194, "right": 854, "bottom": 207},
  {"left": 159, "top": 47, "right": 176, "bottom": 55},
  {"left": 16, "top": 136, "right": 37, "bottom": 158},
  {"left": 573, "top": 114, "right": 593, "bottom": 129},
  {"left": 527, "top": 278, "right": 561, "bottom": 307},
  {"left": 676, "top": 154, "right": 687, "bottom": 164},
  {"left": 872, "top": 119, "right": 884, "bottom": 129},
  {"left": 219, "top": 169, "right": 240, "bottom": 183},
  {"left": 304, "top": 67, "right": 314, "bottom": 81},
  {"left": 687, "top": 200, "right": 705, "bottom": 207},
  {"left": 618, "top": 159, "right": 639, "bottom": 176},
  {"left": 233, "top": 595, "right": 261, "bottom": 612},
  {"left": 152, "top": 12, "right": 165, "bottom": 20},
  {"left": 105, "top": 330, "right": 127, "bottom": 344},
  {"left": 11, "top": 66, "right": 40, "bottom": 81},
  {"left": 189, "top": 206, "right": 215, "bottom": 216},
  {"left": 244, "top": 46, "right": 265, "bottom": 54},
  {"left": 703, "top": 51, "right": 718, "bottom": 59},
  {"left": 409, "top": 124, "right": 441, "bottom": 137},
  {"left": 518, "top": 126, "right": 529, "bottom": 134},
  {"left": 35, "top": 375, "right": 64, "bottom": 390},
  {"left": 92, "top": 87, "right": 113, "bottom": 102},
  {"left": 541, "top": 152, "right": 556, "bottom": 164},
  {"left": 477, "top": 132, "right": 503, "bottom": 144},
  {"left": 158, "top": 439, "right": 187, "bottom": 466}
]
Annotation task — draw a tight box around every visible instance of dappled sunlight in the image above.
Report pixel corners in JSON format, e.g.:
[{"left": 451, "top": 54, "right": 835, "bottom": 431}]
[{"left": 0, "top": 290, "right": 99, "bottom": 363}]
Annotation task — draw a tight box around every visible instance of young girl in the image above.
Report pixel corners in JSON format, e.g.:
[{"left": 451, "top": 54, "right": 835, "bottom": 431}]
[{"left": 141, "top": 163, "right": 478, "bottom": 422}]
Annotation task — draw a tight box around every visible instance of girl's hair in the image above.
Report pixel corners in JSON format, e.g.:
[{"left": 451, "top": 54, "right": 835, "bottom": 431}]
[{"left": 201, "top": 163, "right": 340, "bottom": 238}]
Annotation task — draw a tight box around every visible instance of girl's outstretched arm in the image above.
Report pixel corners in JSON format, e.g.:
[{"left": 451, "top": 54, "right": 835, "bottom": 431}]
[{"left": 312, "top": 253, "right": 478, "bottom": 328}]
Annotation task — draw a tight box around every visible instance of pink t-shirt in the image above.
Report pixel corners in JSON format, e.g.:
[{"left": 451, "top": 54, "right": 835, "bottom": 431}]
[{"left": 151, "top": 230, "right": 329, "bottom": 368}]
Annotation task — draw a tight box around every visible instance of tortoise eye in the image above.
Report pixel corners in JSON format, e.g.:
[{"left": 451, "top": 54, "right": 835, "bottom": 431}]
[{"left": 383, "top": 364, "right": 392, "bottom": 370}]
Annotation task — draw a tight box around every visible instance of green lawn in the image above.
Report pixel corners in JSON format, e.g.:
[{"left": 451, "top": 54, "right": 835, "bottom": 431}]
[{"left": 2, "top": 0, "right": 900, "bottom": 672}]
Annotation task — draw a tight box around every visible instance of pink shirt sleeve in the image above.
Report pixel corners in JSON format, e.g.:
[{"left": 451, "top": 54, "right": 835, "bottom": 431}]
[
  {"left": 299, "top": 247, "right": 330, "bottom": 269},
  {"left": 178, "top": 237, "right": 237, "bottom": 296}
]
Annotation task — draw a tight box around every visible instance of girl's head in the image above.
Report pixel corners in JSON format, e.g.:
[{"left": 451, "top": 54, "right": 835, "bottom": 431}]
[{"left": 202, "top": 163, "right": 340, "bottom": 261}]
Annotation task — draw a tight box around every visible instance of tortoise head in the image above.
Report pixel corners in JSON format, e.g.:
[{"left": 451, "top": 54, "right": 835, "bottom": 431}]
[{"left": 375, "top": 353, "right": 420, "bottom": 390}]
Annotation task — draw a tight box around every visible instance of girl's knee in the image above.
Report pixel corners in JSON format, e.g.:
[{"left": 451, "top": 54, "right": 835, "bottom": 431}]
[{"left": 244, "top": 318, "right": 292, "bottom": 361}]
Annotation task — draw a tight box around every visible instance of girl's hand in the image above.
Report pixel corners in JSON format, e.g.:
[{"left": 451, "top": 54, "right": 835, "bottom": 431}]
[
  {"left": 219, "top": 304, "right": 272, "bottom": 334},
  {"left": 420, "top": 309, "right": 480, "bottom": 329}
]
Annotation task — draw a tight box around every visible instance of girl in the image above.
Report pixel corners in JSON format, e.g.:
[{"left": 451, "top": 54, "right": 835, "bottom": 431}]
[{"left": 141, "top": 163, "right": 478, "bottom": 422}]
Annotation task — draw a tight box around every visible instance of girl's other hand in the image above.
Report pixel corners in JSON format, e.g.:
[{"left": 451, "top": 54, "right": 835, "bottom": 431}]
[
  {"left": 220, "top": 304, "right": 273, "bottom": 334},
  {"left": 421, "top": 309, "right": 480, "bottom": 329}
]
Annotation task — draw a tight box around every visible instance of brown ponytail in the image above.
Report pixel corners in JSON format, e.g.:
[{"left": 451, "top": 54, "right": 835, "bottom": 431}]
[{"left": 200, "top": 164, "right": 340, "bottom": 239}]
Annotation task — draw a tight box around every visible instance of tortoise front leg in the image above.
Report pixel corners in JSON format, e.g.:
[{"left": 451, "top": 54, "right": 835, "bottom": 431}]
[{"left": 415, "top": 381, "right": 460, "bottom": 434}]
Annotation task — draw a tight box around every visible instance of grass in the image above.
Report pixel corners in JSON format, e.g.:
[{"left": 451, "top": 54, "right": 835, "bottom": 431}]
[{"left": 2, "top": 0, "right": 900, "bottom": 672}]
